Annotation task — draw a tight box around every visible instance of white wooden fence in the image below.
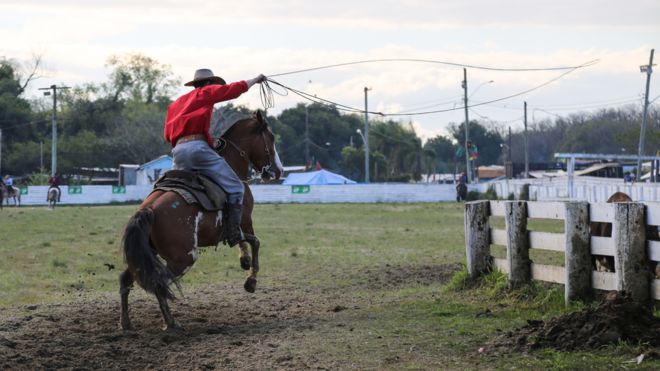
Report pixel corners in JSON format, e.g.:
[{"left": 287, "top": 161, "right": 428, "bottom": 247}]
[
  {"left": 464, "top": 200, "right": 660, "bottom": 303},
  {"left": 484, "top": 176, "right": 660, "bottom": 202}
]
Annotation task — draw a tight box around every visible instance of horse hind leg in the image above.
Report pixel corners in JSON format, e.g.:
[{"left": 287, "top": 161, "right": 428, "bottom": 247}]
[
  {"left": 156, "top": 291, "right": 183, "bottom": 331},
  {"left": 119, "top": 269, "right": 134, "bottom": 330}
]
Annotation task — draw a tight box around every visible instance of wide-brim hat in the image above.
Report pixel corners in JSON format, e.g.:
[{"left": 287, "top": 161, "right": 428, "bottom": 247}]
[{"left": 184, "top": 68, "right": 226, "bottom": 87}]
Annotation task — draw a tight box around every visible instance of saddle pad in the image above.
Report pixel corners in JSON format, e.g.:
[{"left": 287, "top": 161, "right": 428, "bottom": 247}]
[{"left": 150, "top": 170, "right": 227, "bottom": 211}]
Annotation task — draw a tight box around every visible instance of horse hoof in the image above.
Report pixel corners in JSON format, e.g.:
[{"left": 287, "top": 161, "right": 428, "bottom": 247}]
[
  {"left": 244, "top": 277, "right": 257, "bottom": 293},
  {"left": 240, "top": 255, "right": 251, "bottom": 271},
  {"left": 163, "top": 323, "right": 185, "bottom": 332},
  {"left": 120, "top": 321, "right": 133, "bottom": 331}
]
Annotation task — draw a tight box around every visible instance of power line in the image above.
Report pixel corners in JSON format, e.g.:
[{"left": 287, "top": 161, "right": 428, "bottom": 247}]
[
  {"left": 1, "top": 119, "right": 49, "bottom": 130},
  {"left": 469, "top": 108, "right": 523, "bottom": 124},
  {"left": 527, "top": 95, "right": 640, "bottom": 109},
  {"left": 530, "top": 98, "right": 641, "bottom": 112},
  {"left": 396, "top": 96, "right": 463, "bottom": 114},
  {"left": 266, "top": 60, "right": 591, "bottom": 117},
  {"left": 269, "top": 58, "right": 600, "bottom": 77}
]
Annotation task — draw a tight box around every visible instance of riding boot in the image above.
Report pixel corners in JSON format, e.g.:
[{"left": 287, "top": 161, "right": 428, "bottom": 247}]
[{"left": 223, "top": 202, "right": 245, "bottom": 247}]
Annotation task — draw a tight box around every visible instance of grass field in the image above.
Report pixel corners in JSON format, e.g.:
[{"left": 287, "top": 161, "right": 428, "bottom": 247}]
[{"left": 0, "top": 203, "right": 658, "bottom": 369}]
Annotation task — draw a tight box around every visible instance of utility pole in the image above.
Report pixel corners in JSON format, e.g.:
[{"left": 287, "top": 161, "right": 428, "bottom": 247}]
[
  {"left": 304, "top": 104, "right": 310, "bottom": 169},
  {"left": 524, "top": 101, "right": 529, "bottom": 178},
  {"left": 0, "top": 128, "right": 2, "bottom": 175},
  {"left": 364, "top": 87, "right": 371, "bottom": 183},
  {"left": 508, "top": 126, "right": 512, "bottom": 162},
  {"left": 636, "top": 49, "right": 655, "bottom": 178},
  {"left": 39, "top": 84, "right": 70, "bottom": 176},
  {"left": 462, "top": 68, "right": 471, "bottom": 183},
  {"left": 506, "top": 126, "right": 512, "bottom": 179}
]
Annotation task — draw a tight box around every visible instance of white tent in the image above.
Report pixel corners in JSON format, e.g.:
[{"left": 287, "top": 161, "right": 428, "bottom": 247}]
[{"left": 282, "top": 169, "right": 356, "bottom": 185}]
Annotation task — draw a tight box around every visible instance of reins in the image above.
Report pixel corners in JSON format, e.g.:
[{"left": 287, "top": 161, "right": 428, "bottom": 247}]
[{"left": 218, "top": 122, "right": 273, "bottom": 183}]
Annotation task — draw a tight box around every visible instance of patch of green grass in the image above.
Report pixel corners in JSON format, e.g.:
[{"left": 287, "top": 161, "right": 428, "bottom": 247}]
[{"left": 51, "top": 258, "right": 67, "bottom": 268}]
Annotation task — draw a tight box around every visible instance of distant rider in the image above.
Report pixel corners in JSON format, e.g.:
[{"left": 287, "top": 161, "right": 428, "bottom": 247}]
[
  {"left": 164, "top": 68, "right": 266, "bottom": 247},
  {"left": 48, "top": 172, "right": 62, "bottom": 202},
  {"left": 3, "top": 175, "right": 14, "bottom": 194}
]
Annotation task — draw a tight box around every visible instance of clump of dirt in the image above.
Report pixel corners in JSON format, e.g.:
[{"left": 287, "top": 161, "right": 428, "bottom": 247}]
[{"left": 493, "top": 291, "right": 660, "bottom": 352}]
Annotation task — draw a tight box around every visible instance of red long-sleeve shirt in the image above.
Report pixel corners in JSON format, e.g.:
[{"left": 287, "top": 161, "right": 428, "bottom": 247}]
[{"left": 164, "top": 81, "right": 249, "bottom": 147}]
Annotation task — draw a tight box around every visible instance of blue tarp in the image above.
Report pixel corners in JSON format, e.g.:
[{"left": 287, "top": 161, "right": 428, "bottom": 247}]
[
  {"left": 139, "top": 155, "right": 172, "bottom": 170},
  {"left": 282, "top": 169, "right": 356, "bottom": 185}
]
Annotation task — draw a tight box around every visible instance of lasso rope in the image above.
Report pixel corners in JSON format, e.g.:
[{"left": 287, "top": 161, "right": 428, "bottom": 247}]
[{"left": 259, "top": 58, "right": 599, "bottom": 116}]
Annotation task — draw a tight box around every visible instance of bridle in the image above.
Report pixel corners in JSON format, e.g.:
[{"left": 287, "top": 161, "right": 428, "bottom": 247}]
[{"left": 219, "top": 130, "right": 276, "bottom": 181}]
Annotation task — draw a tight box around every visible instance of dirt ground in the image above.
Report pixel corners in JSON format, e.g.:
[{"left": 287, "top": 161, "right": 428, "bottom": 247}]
[
  {"left": 0, "top": 264, "right": 458, "bottom": 370},
  {"left": 492, "top": 291, "right": 660, "bottom": 353}
]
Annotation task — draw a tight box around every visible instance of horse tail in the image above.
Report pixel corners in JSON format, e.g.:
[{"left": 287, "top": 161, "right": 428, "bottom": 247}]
[{"left": 122, "top": 208, "right": 178, "bottom": 300}]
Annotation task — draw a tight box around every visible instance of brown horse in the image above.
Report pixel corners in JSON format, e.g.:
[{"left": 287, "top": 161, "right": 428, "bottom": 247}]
[
  {"left": 0, "top": 183, "right": 20, "bottom": 207},
  {"left": 47, "top": 187, "right": 60, "bottom": 209},
  {"left": 119, "top": 111, "right": 283, "bottom": 331},
  {"left": 590, "top": 192, "right": 660, "bottom": 278}
]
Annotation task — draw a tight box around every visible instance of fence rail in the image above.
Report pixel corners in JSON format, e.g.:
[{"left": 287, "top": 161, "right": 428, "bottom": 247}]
[
  {"left": 465, "top": 200, "right": 660, "bottom": 303},
  {"left": 483, "top": 176, "right": 660, "bottom": 202}
]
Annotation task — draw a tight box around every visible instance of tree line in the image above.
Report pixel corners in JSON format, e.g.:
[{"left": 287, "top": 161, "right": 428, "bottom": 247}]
[{"left": 1, "top": 53, "right": 658, "bottom": 182}]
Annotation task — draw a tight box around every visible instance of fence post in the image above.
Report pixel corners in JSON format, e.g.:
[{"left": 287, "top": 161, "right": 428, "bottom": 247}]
[
  {"left": 564, "top": 201, "right": 591, "bottom": 304},
  {"left": 505, "top": 201, "right": 530, "bottom": 286},
  {"left": 464, "top": 201, "right": 491, "bottom": 279},
  {"left": 613, "top": 202, "right": 649, "bottom": 302}
]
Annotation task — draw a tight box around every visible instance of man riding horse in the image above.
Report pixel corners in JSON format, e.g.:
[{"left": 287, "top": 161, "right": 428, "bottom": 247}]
[
  {"left": 165, "top": 68, "right": 266, "bottom": 247},
  {"left": 3, "top": 175, "right": 14, "bottom": 195},
  {"left": 48, "top": 172, "right": 62, "bottom": 203}
]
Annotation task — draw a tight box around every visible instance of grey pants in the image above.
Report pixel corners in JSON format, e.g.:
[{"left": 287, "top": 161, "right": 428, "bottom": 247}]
[{"left": 172, "top": 140, "right": 244, "bottom": 204}]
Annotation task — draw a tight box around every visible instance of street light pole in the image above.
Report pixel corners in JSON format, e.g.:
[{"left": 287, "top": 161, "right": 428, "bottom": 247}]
[
  {"left": 305, "top": 104, "right": 310, "bottom": 169},
  {"left": 364, "top": 87, "right": 371, "bottom": 183},
  {"left": 524, "top": 101, "right": 529, "bottom": 178},
  {"left": 637, "top": 49, "right": 655, "bottom": 178},
  {"left": 39, "top": 84, "right": 70, "bottom": 176},
  {"left": 462, "top": 68, "right": 471, "bottom": 183}
]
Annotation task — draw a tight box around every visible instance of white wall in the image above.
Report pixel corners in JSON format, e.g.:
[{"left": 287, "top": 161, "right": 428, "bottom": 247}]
[
  {"left": 15, "top": 186, "right": 148, "bottom": 206},
  {"left": 12, "top": 183, "right": 466, "bottom": 206},
  {"left": 11, "top": 179, "right": 659, "bottom": 206}
]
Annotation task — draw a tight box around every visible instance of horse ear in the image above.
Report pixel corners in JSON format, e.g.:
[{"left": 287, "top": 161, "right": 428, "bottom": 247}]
[{"left": 255, "top": 110, "right": 268, "bottom": 131}]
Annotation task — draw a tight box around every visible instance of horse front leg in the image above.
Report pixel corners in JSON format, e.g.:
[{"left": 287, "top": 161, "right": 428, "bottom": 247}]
[
  {"left": 243, "top": 234, "right": 260, "bottom": 293},
  {"left": 238, "top": 241, "right": 251, "bottom": 271}
]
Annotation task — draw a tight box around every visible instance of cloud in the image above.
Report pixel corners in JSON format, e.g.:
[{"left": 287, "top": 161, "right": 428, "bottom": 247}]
[{"left": 2, "top": 0, "right": 657, "bottom": 139}]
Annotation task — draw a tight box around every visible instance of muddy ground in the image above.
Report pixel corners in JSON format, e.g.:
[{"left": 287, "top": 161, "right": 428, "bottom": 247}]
[{"left": 0, "top": 264, "right": 458, "bottom": 370}]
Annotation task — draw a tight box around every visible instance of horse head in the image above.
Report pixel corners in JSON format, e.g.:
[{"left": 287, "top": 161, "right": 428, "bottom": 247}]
[{"left": 221, "top": 110, "right": 283, "bottom": 182}]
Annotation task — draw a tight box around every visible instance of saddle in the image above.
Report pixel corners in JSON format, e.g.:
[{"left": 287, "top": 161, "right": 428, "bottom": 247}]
[{"left": 150, "top": 170, "right": 227, "bottom": 211}]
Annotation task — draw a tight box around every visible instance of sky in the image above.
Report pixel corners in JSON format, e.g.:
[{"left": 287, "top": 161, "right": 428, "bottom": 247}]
[{"left": 1, "top": 0, "right": 659, "bottom": 142}]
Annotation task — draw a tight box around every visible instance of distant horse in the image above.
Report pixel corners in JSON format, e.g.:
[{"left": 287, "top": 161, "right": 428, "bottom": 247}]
[
  {"left": 119, "top": 111, "right": 283, "bottom": 331},
  {"left": 590, "top": 192, "right": 660, "bottom": 278},
  {"left": 0, "top": 183, "right": 20, "bottom": 207},
  {"left": 47, "top": 187, "right": 60, "bottom": 209}
]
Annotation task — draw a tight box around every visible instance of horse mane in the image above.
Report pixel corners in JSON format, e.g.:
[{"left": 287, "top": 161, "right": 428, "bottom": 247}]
[{"left": 221, "top": 116, "right": 255, "bottom": 139}]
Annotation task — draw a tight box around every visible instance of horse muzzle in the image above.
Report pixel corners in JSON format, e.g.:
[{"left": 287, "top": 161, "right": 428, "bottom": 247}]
[{"left": 260, "top": 165, "right": 282, "bottom": 181}]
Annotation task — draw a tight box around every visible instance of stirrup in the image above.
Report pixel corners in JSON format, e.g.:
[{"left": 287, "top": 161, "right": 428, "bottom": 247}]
[{"left": 225, "top": 227, "right": 245, "bottom": 247}]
